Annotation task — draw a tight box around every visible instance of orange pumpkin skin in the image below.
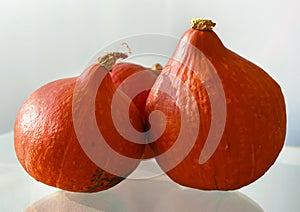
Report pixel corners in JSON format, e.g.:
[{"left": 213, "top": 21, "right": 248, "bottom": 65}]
[
  {"left": 14, "top": 64, "right": 145, "bottom": 192},
  {"left": 110, "top": 62, "right": 161, "bottom": 159},
  {"left": 146, "top": 19, "right": 286, "bottom": 190}
]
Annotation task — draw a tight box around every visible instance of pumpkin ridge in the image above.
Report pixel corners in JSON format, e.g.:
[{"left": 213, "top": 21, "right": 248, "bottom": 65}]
[
  {"left": 55, "top": 135, "right": 72, "bottom": 188},
  {"left": 250, "top": 143, "right": 256, "bottom": 179}
]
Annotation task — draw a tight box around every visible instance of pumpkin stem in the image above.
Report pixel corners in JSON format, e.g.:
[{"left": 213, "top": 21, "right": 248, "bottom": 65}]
[
  {"left": 96, "top": 52, "right": 128, "bottom": 71},
  {"left": 190, "top": 18, "right": 216, "bottom": 31},
  {"left": 96, "top": 43, "right": 133, "bottom": 71},
  {"left": 151, "top": 63, "right": 163, "bottom": 75}
]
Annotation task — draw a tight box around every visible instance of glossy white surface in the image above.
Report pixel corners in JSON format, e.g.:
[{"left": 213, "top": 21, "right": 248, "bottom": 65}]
[{"left": 1, "top": 131, "right": 299, "bottom": 212}]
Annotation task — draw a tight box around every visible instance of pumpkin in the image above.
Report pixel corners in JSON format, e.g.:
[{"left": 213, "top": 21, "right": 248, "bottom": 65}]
[
  {"left": 14, "top": 53, "right": 145, "bottom": 192},
  {"left": 145, "top": 18, "right": 286, "bottom": 190},
  {"left": 110, "top": 62, "right": 162, "bottom": 159}
]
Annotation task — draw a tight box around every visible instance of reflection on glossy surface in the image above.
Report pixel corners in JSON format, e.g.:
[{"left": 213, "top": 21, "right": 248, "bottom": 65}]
[{"left": 26, "top": 175, "right": 263, "bottom": 212}]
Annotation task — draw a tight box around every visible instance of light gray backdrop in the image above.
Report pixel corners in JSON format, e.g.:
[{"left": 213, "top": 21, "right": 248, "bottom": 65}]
[{"left": 0, "top": 0, "right": 299, "bottom": 146}]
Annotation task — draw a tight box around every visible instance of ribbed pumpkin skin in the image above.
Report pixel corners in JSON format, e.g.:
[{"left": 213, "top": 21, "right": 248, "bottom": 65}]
[
  {"left": 110, "top": 62, "right": 159, "bottom": 159},
  {"left": 14, "top": 64, "right": 144, "bottom": 192},
  {"left": 146, "top": 28, "right": 286, "bottom": 190}
]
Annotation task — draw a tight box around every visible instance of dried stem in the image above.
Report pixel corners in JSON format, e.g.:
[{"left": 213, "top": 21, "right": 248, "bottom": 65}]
[{"left": 190, "top": 18, "right": 216, "bottom": 31}]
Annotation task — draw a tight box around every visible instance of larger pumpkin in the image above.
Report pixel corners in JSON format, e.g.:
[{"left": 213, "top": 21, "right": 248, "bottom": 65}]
[{"left": 145, "top": 18, "right": 286, "bottom": 190}]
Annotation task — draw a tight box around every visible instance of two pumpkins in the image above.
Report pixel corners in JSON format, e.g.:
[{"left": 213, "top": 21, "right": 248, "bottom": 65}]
[{"left": 14, "top": 18, "right": 286, "bottom": 192}]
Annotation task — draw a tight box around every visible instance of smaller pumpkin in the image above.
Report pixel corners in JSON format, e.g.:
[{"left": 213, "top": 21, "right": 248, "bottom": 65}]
[{"left": 14, "top": 53, "right": 145, "bottom": 192}]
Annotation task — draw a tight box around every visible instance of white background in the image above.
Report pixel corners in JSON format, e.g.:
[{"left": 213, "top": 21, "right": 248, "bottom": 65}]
[{"left": 0, "top": 0, "right": 299, "bottom": 146}]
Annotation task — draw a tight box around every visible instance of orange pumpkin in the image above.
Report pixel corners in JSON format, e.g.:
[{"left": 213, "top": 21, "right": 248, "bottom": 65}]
[
  {"left": 146, "top": 18, "right": 286, "bottom": 190},
  {"left": 14, "top": 55, "right": 145, "bottom": 192},
  {"left": 110, "top": 62, "right": 162, "bottom": 159}
]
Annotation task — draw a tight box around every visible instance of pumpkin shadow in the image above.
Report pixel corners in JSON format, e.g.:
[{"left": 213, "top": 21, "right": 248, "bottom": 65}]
[{"left": 26, "top": 175, "right": 263, "bottom": 212}]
